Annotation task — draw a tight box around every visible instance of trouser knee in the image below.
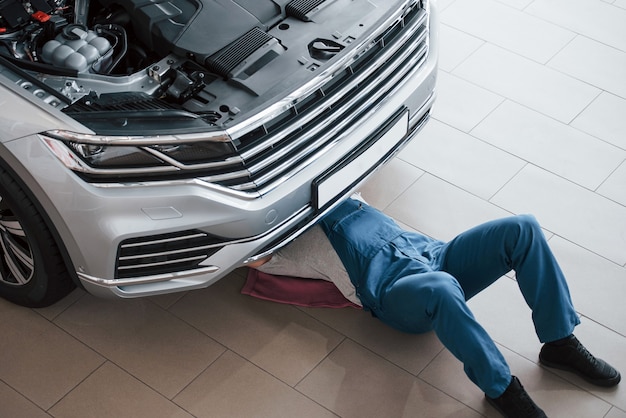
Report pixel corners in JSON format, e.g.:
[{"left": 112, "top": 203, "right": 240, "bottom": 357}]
[
  {"left": 378, "top": 271, "right": 465, "bottom": 333},
  {"left": 418, "top": 272, "right": 467, "bottom": 316}
]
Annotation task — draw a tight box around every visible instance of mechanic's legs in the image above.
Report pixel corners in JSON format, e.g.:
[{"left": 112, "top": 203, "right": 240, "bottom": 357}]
[
  {"left": 440, "top": 214, "right": 580, "bottom": 343},
  {"left": 377, "top": 271, "right": 512, "bottom": 398}
]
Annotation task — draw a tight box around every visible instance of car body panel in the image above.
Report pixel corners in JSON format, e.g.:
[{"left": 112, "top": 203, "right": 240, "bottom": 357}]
[{"left": 0, "top": 0, "right": 438, "bottom": 301}]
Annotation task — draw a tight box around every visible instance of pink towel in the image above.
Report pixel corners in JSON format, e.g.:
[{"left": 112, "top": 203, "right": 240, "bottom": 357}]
[{"left": 242, "top": 268, "right": 361, "bottom": 309}]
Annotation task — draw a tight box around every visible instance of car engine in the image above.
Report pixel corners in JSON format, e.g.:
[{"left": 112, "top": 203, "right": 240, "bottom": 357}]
[{"left": 0, "top": 0, "right": 367, "bottom": 132}]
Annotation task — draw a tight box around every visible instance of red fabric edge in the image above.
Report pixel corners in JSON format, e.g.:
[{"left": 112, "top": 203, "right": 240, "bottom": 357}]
[{"left": 242, "top": 268, "right": 360, "bottom": 309}]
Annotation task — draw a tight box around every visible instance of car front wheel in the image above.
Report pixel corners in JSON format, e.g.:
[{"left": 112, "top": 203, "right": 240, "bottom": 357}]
[{"left": 0, "top": 167, "right": 75, "bottom": 307}]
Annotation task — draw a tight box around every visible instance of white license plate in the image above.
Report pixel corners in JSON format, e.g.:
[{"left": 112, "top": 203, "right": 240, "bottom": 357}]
[{"left": 313, "top": 110, "right": 409, "bottom": 209}]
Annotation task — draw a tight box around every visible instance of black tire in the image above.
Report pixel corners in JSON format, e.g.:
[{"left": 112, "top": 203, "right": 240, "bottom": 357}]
[{"left": 0, "top": 167, "right": 75, "bottom": 307}]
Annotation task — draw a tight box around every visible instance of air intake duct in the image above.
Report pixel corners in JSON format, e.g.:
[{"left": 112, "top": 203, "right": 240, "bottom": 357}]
[{"left": 286, "top": 0, "right": 327, "bottom": 21}]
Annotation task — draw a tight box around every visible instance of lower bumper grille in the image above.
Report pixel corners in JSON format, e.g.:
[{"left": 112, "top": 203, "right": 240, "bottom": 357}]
[{"left": 116, "top": 230, "right": 223, "bottom": 279}]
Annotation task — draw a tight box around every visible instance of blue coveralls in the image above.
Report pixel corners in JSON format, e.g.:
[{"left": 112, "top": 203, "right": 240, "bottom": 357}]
[{"left": 319, "top": 198, "right": 580, "bottom": 397}]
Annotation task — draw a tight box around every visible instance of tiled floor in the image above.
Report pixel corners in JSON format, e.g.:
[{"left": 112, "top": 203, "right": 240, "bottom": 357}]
[{"left": 2, "top": 0, "right": 626, "bottom": 417}]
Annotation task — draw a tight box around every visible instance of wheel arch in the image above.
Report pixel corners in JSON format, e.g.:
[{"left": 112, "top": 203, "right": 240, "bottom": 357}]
[{"left": 0, "top": 143, "right": 83, "bottom": 290}]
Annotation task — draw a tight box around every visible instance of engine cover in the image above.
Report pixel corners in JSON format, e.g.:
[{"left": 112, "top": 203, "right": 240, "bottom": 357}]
[{"left": 98, "top": 0, "right": 292, "bottom": 61}]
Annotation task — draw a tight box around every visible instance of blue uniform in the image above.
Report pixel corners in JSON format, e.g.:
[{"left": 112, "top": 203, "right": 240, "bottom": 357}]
[{"left": 319, "top": 198, "right": 580, "bottom": 397}]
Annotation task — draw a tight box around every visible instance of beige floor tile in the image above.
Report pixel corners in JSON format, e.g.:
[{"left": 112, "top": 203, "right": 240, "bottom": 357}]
[
  {"left": 169, "top": 273, "right": 344, "bottom": 386},
  {"left": 453, "top": 43, "right": 600, "bottom": 123},
  {"left": 471, "top": 100, "right": 626, "bottom": 190},
  {"left": 298, "top": 305, "right": 444, "bottom": 376},
  {"left": 49, "top": 362, "right": 193, "bottom": 418},
  {"left": 607, "top": 407, "right": 626, "bottom": 418},
  {"left": 174, "top": 350, "right": 336, "bottom": 418},
  {"left": 491, "top": 165, "right": 626, "bottom": 265},
  {"left": 571, "top": 92, "right": 626, "bottom": 151},
  {"left": 0, "top": 381, "right": 50, "bottom": 418},
  {"left": 420, "top": 345, "right": 614, "bottom": 418},
  {"left": 0, "top": 299, "right": 104, "bottom": 410},
  {"left": 399, "top": 119, "right": 525, "bottom": 199},
  {"left": 148, "top": 291, "right": 188, "bottom": 310},
  {"left": 296, "top": 340, "right": 482, "bottom": 418},
  {"left": 416, "top": 348, "right": 490, "bottom": 415},
  {"left": 441, "top": 0, "right": 575, "bottom": 63},
  {"left": 34, "top": 288, "right": 86, "bottom": 321},
  {"left": 54, "top": 295, "right": 225, "bottom": 399}
]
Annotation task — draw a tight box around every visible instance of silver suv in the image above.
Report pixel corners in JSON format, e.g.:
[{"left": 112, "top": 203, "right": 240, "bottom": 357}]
[{"left": 0, "top": 0, "right": 438, "bottom": 307}]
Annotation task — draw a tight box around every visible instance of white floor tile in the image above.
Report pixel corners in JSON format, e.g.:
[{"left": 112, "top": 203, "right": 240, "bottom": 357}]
[
  {"left": 493, "top": 0, "right": 534, "bottom": 9},
  {"left": 526, "top": 0, "right": 626, "bottom": 52},
  {"left": 598, "top": 160, "right": 626, "bottom": 206},
  {"left": 358, "top": 157, "right": 424, "bottom": 210},
  {"left": 441, "top": 0, "right": 575, "bottom": 63},
  {"left": 572, "top": 92, "right": 626, "bottom": 151},
  {"left": 453, "top": 44, "right": 600, "bottom": 123},
  {"left": 386, "top": 173, "right": 512, "bottom": 241},
  {"left": 491, "top": 165, "right": 626, "bottom": 265},
  {"left": 467, "top": 277, "right": 541, "bottom": 362},
  {"left": 431, "top": 70, "right": 504, "bottom": 132},
  {"left": 398, "top": 119, "right": 525, "bottom": 199},
  {"left": 438, "top": 25, "right": 484, "bottom": 72},
  {"left": 549, "top": 36, "right": 626, "bottom": 99},
  {"left": 471, "top": 100, "right": 626, "bottom": 190},
  {"left": 549, "top": 236, "right": 626, "bottom": 336}
]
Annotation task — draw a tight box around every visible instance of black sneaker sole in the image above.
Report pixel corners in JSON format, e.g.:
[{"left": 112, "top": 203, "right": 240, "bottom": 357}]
[{"left": 539, "top": 356, "right": 621, "bottom": 387}]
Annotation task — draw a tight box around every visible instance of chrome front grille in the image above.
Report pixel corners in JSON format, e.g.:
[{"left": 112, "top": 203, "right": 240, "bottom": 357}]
[
  {"left": 211, "top": 0, "right": 430, "bottom": 193},
  {"left": 116, "top": 230, "right": 223, "bottom": 279},
  {"left": 51, "top": 0, "right": 431, "bottom": 190}
]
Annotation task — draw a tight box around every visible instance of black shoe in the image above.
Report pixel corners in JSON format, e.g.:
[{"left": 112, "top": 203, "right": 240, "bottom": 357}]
[
  {"left": 539, "top": 335, "right": 621, "bottom": 387},
  {"left": 486, "top": 376, "right": 547, "bottom": 418}
]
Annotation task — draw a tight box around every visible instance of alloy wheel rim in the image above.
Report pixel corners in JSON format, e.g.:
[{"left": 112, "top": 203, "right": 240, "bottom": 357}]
[{"left": 0, "top": 196, "right": 34, "bottom": 286}]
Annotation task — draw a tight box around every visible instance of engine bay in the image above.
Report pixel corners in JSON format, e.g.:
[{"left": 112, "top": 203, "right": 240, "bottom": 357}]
[{"left": 0, "top": 0, "right": 384, "bottom": 132}]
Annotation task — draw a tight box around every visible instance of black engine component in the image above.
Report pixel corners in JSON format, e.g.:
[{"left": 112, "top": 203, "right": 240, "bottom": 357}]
[
  {"left": 285, "top": 0, "right": 326, "bottom": 21},
  {"left": 95, "top": 0, "right": 292, "bottom": 64},
  {"left": 0, "top": 0, "right": 31, "bottom": 28}
]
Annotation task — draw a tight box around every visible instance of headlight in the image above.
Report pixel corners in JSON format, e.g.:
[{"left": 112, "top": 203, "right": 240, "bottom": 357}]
[
  {"left": 69, "top": 143, "right": 167, "bottom": 168},
  {"left": 40, "top": 130, "right": 242, "bottom": 181}
]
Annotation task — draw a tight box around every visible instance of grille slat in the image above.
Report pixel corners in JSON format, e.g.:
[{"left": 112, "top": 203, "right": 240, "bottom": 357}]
[{"left": 116, "top": 230, "right": 223, "bottom": 279}]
